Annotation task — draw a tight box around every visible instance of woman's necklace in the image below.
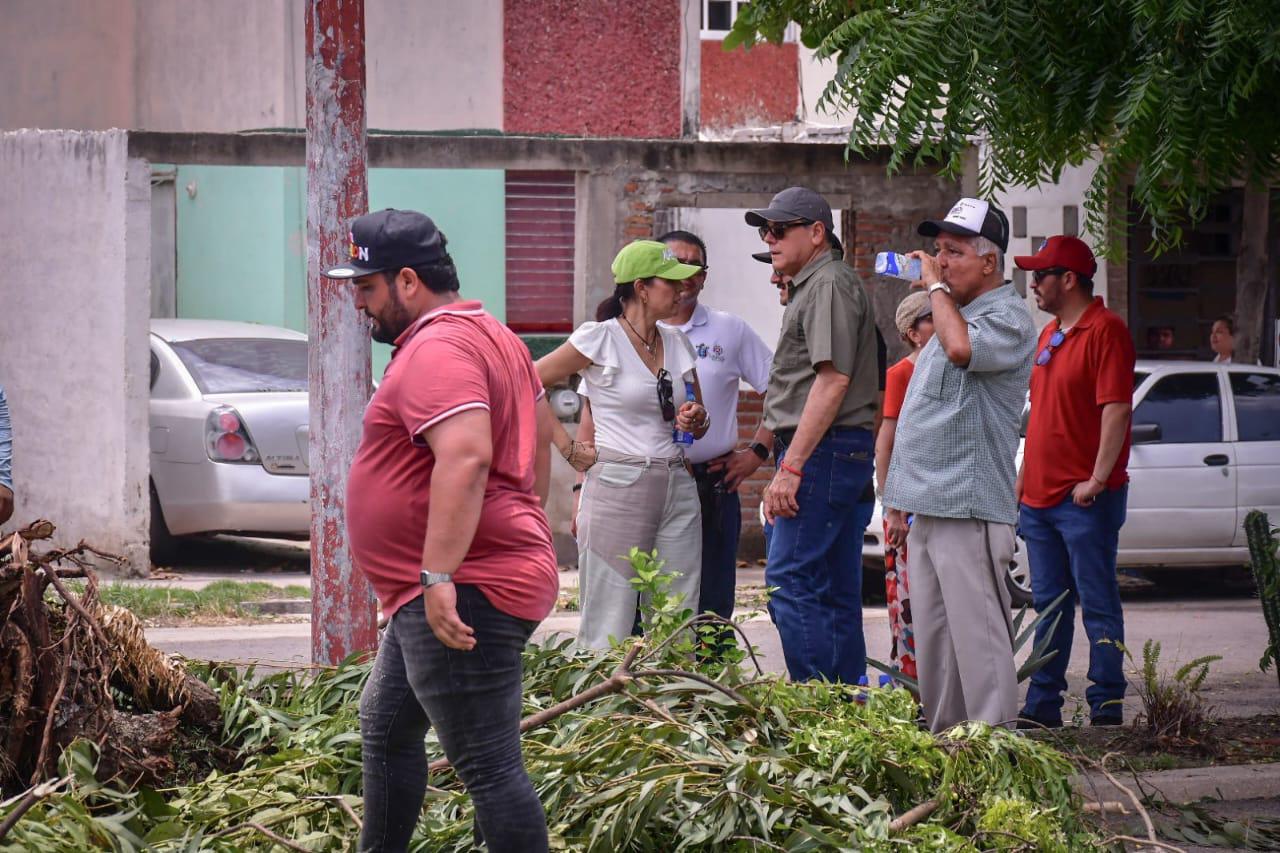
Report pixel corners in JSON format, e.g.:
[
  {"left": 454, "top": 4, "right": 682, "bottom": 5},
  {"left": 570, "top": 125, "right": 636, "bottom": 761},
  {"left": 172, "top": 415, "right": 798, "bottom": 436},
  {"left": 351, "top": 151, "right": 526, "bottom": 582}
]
[{"left": 621, "top": 314, "right": 658, "bottom": 357}]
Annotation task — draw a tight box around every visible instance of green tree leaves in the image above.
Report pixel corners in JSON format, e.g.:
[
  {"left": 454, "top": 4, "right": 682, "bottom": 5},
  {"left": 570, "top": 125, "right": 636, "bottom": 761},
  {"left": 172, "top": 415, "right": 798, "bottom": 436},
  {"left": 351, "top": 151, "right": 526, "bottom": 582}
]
[{"left": 728, "top": 0, "right": 1280, "bottom": 253}]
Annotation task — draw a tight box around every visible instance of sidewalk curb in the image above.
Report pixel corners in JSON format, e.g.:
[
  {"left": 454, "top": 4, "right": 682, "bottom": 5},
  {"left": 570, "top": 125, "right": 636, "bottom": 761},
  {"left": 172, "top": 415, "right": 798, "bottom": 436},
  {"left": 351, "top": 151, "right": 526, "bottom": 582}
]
[{"left": 1073, "top": 762, "right": 1280, "bottom": 805}]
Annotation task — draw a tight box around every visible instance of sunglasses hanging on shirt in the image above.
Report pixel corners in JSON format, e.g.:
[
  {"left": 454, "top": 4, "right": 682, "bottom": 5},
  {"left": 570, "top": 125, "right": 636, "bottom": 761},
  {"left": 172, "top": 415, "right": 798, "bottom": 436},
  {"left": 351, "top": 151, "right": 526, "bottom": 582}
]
[{"left": 656, "top": 368, "right": 675, "bottom": 422}]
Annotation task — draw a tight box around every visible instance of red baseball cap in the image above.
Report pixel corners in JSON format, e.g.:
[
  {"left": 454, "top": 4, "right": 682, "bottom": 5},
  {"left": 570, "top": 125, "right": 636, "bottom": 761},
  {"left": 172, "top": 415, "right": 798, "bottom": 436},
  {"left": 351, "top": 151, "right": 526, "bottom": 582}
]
[{"left": 1014, "top": 235, "right": 1097, "bottom": 278}]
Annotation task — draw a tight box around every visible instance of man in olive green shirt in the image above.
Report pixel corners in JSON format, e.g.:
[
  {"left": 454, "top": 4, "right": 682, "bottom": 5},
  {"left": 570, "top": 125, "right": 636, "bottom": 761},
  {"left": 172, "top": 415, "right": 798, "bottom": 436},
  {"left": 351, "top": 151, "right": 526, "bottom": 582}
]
[{"left": 746, "top": 187, "right": 879, "bottom": 683}]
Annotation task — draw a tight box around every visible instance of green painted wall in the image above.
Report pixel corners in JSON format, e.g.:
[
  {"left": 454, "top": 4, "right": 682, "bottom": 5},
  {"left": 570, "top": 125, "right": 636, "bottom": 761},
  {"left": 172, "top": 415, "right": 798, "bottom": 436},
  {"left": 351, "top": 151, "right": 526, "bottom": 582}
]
[{"left": 175, "top": 165, "right": 506, "bottom": 378}]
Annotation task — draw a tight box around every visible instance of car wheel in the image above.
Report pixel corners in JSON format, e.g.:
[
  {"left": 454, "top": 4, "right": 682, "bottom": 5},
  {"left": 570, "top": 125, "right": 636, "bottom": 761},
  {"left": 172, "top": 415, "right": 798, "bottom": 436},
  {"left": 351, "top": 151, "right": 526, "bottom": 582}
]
[
  {"left": 149, "top": 484, "right": 179, "bottom": 567},
  {"left": 1005, "top": 538, "right": 1033, "bottom": 608}
]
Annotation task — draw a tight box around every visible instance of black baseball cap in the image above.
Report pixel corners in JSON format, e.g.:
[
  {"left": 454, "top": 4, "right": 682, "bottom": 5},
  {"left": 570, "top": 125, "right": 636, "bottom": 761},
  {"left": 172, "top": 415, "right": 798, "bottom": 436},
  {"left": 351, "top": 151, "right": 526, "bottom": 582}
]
[
  {"left": 745, "top": 187, "right": 843, "bottom": 253},
  {"left": 917, "top": 197, "right": 1010, "bottom": 252},
  {"left": 322, "top": 208, "right": 448, "bottom": 279}
]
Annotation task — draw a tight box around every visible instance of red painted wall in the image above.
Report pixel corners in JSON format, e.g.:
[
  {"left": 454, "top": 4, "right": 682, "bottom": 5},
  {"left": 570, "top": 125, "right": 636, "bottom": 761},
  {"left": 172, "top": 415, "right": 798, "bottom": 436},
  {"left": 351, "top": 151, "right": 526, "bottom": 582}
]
[
  {"left": 701, "top": 40, "right": 799, "bottom": 131},
  {"left": 504, "top": 0, "right": 683, "bottom": 138}
]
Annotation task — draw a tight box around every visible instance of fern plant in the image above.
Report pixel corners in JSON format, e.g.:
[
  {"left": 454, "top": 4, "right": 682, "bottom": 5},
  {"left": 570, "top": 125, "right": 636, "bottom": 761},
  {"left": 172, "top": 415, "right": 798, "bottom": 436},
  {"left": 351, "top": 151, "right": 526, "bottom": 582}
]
[{"left": 1106, "top": 639, "right": 1221, "bottom": 741}]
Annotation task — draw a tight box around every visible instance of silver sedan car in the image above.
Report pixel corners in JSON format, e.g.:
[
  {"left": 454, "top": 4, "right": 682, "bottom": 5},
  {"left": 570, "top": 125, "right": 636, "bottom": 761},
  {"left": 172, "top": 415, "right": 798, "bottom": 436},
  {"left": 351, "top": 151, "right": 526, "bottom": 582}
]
[{"left": 148, "top": 319, "right": 310, "bottom": 561}]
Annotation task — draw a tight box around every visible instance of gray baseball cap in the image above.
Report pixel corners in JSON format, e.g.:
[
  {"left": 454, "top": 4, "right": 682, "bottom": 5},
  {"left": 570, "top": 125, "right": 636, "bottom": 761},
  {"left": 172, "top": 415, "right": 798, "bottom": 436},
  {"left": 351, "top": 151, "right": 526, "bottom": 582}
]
[{"left": 745, "top": 187, "right": 842, "bottom": 252}]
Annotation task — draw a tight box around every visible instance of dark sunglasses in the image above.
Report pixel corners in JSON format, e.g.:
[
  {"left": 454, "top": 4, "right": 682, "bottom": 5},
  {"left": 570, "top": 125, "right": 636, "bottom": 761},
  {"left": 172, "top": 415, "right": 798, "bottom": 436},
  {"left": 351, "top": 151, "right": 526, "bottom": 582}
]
[
  {"left": 757, "top": 220, "right": 811, "bottom": 240},
  {"left": 656, "top": 368, "right": 675, "bottom": 422},
  {"left": 1032, "top": 267, "right": 1069, "bottom": 284},
  {"left": 1036, "top": 329, "right": 1067, "bottom": 366}
]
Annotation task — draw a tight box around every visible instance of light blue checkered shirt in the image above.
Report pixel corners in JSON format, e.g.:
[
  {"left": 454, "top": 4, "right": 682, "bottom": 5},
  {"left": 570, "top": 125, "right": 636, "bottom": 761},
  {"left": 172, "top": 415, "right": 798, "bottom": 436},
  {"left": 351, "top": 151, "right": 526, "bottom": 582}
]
[
  {"left": 0, "top": 385, "right": 11, "bottom": 492},
  {"left": 883, "top": 284, "right": 1036, "bottom": 524}
]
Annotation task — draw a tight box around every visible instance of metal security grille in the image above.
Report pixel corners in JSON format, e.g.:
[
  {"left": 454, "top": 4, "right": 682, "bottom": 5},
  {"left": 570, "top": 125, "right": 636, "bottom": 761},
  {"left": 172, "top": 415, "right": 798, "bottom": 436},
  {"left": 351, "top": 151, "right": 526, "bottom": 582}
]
[{"left": 505, "top": 171, "right": 575, "bottom": 333}]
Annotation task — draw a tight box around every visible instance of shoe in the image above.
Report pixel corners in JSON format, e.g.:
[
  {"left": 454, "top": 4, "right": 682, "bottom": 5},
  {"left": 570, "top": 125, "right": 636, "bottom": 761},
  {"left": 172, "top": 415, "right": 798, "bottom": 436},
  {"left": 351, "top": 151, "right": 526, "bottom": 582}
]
[
  {"left": 1090, "top": 714, "right": 1123, "bottom": 727},
  {"left": 1016, "top": 713, "right": 1062, "bottom": 730}
]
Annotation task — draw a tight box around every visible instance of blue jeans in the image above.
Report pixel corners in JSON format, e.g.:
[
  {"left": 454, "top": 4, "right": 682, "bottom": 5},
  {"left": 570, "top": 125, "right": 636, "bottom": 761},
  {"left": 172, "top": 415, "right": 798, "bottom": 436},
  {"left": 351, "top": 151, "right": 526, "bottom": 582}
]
[
  {"left": 1019, "top": 486, "right": 1128, "bottom": 723},
  {"left": 359, "top": 585, "right": 547, "bottom": 853},
  {"left": 694, "top": 466, "right": 742, "bottom": 622},
  {"left": 766, "top": 428, "right": 874, "bottom": 682}
]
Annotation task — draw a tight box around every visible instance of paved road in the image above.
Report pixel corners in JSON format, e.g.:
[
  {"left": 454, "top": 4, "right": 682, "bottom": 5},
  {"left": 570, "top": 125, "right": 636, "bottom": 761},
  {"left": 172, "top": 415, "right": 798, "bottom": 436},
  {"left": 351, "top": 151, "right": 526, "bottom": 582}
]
[{"left": 142, "top": 539, "right": 1275, "bottom": 722}]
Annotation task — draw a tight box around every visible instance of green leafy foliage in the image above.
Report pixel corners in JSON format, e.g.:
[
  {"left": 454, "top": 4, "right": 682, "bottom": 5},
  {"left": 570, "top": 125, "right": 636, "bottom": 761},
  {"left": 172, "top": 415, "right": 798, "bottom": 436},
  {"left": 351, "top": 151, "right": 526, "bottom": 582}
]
[
  {"left": 728, "top": 0, "right": 1280, "bottom": 254},
  {"left": 1, "top": 553, "right": 1107, "bottom": 850}
]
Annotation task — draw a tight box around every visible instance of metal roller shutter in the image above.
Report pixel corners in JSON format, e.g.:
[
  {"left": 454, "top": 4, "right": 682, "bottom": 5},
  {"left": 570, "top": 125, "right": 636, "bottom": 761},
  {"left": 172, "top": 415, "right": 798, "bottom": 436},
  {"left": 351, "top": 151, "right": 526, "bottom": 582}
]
[{"left": 505, "top": 170, "right": 575, "bottom": 333}]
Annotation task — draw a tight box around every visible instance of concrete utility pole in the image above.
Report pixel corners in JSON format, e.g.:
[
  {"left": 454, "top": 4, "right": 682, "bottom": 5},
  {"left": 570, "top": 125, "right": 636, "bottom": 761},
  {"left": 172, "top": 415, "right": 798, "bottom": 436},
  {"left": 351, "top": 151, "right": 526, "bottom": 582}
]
[{"left": 305, "top": 0, "right": 377, "bottom": 664}]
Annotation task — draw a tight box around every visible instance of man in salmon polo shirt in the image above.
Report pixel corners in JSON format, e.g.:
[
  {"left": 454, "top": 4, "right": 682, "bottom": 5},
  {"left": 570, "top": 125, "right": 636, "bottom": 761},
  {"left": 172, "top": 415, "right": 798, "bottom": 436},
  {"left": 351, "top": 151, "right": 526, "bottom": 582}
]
[
  {"left": 324, "top": 208, "right": 557, "bottom": 853},
  {"left": 1014, "top": 235, "right": 1136, "bottom": 730}
]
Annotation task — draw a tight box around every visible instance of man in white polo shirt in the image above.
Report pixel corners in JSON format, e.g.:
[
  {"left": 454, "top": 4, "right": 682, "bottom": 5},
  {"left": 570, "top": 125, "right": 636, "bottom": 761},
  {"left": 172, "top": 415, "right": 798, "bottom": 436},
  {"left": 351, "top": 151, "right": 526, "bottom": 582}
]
[{"left": 658, "top": 231, "right": 773, "bottom": 650}]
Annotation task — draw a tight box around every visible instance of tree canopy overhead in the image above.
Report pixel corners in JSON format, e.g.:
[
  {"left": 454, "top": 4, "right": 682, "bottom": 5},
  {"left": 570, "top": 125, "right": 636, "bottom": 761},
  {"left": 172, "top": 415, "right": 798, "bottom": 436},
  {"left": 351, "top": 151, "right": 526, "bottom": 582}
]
[{"left": 728, "top": 0, "right": 1280, "bottom": 251}]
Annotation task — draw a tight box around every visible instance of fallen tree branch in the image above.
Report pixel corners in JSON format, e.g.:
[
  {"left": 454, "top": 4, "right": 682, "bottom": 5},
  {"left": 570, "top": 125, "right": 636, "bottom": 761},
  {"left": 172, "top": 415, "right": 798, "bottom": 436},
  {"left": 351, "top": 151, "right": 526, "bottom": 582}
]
[
  {"left": 40, "top": 568, "right": 108, "bottom": 647},
  {"left": 428, "top": 639, "right": 646, "bottom": 773},
  {"left": 889, "top": 798, "right": 938, "bottom": 833},
  {"left": 1096, "top": 752, "right": 1163, "bottom": 849},
  {"left": 1103, "top": 835, "right": 1186, "bottom": 853},
  {"left": 638, "top": 669, "right": 754, "bottom": 708},
  {"left": 306, "top": 795, "right": 362, "bottom": 831},
  {"left": 0, "top": 775, "right": 67, "bottom": 843}
]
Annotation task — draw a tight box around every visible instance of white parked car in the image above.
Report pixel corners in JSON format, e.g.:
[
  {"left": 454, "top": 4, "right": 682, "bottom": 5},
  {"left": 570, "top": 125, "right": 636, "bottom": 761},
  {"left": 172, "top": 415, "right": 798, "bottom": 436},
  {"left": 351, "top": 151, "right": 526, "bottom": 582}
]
[
  {"left": 148, "top": 319, "right": 311, "bottom": 562},
  {"left": 865, "top": 360, "right": 1280, "bottom": 605}
]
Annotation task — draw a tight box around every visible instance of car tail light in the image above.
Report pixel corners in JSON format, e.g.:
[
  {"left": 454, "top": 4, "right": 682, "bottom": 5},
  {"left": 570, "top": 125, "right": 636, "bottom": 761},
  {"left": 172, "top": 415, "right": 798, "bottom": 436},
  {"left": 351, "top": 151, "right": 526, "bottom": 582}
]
[{"left": 206, "top": 405, "right": 261, "bottom": 464}]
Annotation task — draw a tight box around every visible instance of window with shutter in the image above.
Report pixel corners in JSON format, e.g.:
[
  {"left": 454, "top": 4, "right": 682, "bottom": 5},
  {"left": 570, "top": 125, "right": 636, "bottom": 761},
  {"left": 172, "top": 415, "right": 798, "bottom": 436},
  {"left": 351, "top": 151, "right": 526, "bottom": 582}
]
[{"left": 505, "top": 171, "right": 575, "bottom": 333}]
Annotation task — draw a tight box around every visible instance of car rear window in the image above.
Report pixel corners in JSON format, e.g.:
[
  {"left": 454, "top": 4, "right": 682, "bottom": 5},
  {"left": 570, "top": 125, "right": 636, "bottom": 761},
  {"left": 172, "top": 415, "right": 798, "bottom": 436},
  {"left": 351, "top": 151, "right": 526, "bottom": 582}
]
[
  {"left": 1230, "top": 372, "right": 1280, "bottom": 442},
  {"left": 170, "top": 338, "right": 308, "bottom": 394}
]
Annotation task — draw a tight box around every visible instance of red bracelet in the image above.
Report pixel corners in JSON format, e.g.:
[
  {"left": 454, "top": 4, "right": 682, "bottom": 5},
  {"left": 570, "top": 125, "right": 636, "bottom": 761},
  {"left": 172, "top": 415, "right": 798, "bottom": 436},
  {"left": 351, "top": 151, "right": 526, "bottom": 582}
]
[{"left": 779, "top": 461, "right": 804, "bottom": 478}]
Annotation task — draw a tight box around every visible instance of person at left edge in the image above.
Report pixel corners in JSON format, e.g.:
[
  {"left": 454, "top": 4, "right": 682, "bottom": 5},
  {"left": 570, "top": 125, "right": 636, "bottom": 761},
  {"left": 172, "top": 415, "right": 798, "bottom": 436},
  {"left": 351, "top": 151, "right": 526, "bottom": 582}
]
[
  {"left": 325, "top": 208, "right": 556, "bottom": 853},
  {"left": 657, "top": 230, "right": 773, "bottom": 650}
]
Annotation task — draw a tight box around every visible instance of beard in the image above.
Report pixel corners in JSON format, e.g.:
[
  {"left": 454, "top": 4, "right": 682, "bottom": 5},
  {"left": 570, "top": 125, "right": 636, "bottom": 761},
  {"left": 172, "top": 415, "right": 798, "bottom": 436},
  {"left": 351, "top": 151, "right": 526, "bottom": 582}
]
[{"left": 368, "top": 293, "right": 413, "bottom": 344}]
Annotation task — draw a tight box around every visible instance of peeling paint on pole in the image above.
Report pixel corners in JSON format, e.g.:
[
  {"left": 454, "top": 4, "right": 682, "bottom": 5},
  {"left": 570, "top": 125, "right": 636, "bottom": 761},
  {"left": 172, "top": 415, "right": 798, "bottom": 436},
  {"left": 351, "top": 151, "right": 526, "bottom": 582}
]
[{"left": 306, "top": 0, "right": 377, "bottom": 664}]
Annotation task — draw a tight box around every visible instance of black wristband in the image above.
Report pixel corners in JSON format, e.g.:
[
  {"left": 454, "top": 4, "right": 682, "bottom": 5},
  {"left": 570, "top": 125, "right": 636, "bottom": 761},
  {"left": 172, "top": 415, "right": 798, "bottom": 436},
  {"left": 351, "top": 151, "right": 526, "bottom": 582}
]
[{"left": 749, "top": 441, "right": 770, "bottom": 461}]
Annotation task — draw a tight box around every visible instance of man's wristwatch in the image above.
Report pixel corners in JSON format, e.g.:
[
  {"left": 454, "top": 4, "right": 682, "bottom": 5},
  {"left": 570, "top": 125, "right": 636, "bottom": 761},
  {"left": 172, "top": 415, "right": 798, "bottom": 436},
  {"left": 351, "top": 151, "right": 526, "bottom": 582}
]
[
  {"left": 928, "top": 281, "right": 952, "bottom": 296},
  {"left": 420, "top": 571, "right": 454, "bottom": 588},
  {"left": 749, "top": 441, "right": 770, "bottom": 461}
]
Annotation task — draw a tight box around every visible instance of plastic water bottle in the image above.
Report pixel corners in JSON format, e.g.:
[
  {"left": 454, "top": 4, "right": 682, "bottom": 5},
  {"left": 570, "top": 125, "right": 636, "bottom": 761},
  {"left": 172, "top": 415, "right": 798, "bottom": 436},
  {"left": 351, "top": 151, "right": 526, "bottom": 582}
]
[
  {"left": 673, "top": 381, "right": 696, "bottom": 445},
  {"left": 875, "top": 251, "right": 922, "bottom": 281}
]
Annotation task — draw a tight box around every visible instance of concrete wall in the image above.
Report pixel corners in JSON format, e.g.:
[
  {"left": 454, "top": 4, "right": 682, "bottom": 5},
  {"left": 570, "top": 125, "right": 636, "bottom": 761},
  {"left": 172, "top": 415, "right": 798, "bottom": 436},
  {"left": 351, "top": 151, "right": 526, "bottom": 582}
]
[
  {"left": 504, "top": 0, "right": 683, "bottom": 137},
  {"left": 367, "top": 0, "right": 503, "bottom": 131},
  {"left": 0, "top": 131, "right": 151, "bottom": 571},
  {"left": 171, "top": 164, "right": 506, "bottom": 379},
  {"left": 0, "top": 0, "right": 503, "bottom": 133},
  {"left": 0, "top": 0, "right": 136, "bottom": 130},
  {"left": 700, "top": 40, "right": 798, "bottom": 132}
]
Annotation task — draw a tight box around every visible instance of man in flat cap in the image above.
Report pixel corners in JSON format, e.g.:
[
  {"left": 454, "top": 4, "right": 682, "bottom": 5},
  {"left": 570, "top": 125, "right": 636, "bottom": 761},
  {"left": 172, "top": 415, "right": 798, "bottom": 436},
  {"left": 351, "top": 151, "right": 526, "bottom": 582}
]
[
  {"left": 882, "top": 197, "right": 1036, "bottom": 732},
  {"left": 746, "top": 187, "right": 879, "bottom": 684}
]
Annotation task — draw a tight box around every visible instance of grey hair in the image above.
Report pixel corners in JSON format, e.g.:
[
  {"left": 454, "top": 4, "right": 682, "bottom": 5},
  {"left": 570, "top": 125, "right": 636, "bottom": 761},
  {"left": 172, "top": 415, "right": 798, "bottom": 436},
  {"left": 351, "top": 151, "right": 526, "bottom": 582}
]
[{"left": 971, "top": 235, "right": 1004, "bottom": 273}]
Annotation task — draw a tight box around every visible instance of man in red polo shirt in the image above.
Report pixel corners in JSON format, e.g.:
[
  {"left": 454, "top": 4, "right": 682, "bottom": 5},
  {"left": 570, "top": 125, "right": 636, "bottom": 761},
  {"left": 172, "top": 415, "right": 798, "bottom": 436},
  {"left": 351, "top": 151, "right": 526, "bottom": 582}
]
[
  {"left": 1014, "top": 235, "right": 1135, "bottom": 729},
  {"left": 324, "top": 208, "right": 556, "bottom": 852}
]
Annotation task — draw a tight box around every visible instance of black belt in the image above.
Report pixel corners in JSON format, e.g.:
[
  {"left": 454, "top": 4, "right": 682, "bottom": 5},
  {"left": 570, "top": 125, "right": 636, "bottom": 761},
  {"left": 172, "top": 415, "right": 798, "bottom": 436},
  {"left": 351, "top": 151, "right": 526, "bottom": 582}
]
[
  {"left": 690, "top": 462, "right": 723, "bottom": 483},
  {"left": 773, "top": 425, "right": 868, "bottom": 447}
]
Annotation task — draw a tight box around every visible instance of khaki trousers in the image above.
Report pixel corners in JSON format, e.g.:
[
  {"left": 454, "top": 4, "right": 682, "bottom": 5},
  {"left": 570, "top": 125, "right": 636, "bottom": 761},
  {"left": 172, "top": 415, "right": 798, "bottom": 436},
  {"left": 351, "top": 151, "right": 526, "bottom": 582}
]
[
  {"left": 907, "top": 515, "right": 1017, "bottom": 733},
  {"left": 576, "top": 449, "right": 702, "bottom": 650}
]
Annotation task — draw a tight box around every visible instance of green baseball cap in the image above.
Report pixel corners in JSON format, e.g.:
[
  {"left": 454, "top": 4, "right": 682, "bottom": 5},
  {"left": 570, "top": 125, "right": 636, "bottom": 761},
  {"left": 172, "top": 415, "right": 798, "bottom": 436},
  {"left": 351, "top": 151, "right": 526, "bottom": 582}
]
[{"left": 611, "top": 240, "right": 704, "bottom": 284}]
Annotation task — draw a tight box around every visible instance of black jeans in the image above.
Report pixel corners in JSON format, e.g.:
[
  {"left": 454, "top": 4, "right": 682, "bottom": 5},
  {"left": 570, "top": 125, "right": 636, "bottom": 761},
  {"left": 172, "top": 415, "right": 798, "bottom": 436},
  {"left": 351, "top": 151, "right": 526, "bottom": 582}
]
[{"left": 358, "top": 584, "right": 547, "bottom": 853}]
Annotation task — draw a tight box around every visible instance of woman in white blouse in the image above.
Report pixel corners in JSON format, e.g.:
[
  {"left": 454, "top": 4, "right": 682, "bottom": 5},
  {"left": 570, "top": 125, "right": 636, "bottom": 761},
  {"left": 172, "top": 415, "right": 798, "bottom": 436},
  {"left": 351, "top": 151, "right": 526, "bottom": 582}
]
[{"left": 537, "top": 240, "right": 711, "bottom": 649}]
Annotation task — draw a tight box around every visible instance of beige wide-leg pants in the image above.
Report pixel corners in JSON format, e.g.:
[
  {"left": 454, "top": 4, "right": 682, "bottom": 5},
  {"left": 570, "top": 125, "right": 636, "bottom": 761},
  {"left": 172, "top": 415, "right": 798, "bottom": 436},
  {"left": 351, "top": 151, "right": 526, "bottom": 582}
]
[
  {"left": 575, "top": 449, "right": 702, "bottom": 650},
  {"left": 907, "top": 515, "right": 1018, "bottom": 733}
]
